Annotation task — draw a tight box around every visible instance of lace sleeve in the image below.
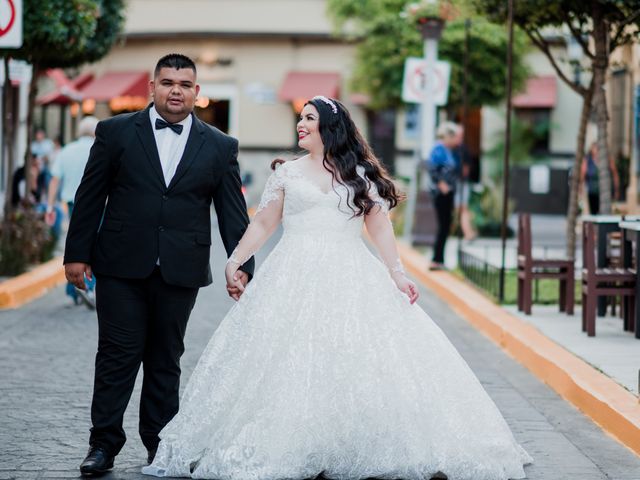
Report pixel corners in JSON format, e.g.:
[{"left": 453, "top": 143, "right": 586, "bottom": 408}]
[
  {"left": 356, "top": 165, "right": 389, "bottom": 214},
  {"left": 256, "top": 167, "right": 285, "bottom": 215},
  {"left": 227, "top": 166, "right": 285, "bottom": 268}
]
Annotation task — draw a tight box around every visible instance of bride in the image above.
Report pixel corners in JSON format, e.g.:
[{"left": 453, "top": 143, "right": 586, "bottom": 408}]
[{"left": 142, "top": 96, "right": 531, "bottom": 479}]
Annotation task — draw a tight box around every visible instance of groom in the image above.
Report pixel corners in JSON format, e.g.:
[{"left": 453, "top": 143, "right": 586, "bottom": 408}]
[{"left": 64, "top": 53, "right": 254, "bottom": 475}]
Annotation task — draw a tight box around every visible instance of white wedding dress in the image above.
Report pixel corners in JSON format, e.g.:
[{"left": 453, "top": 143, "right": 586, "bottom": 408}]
[{"left": 142, "top": 160, "right": 531, "bottom": 480}]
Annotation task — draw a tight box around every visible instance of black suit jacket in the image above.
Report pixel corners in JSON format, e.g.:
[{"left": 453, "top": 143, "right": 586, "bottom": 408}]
[{"left": 64, "top": 105, "right": 254, "bottom": 288}]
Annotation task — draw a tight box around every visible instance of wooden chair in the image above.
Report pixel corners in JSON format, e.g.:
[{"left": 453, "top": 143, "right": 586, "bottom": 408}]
[
  {"left": 517, "top": 214, "right": 575, "bottom": 315},
  {"left": 582, "top": 222, "right": 636, "bottom": 336},
  {"left": 606, "top": 230, "right": 623, "bottom": 316}
]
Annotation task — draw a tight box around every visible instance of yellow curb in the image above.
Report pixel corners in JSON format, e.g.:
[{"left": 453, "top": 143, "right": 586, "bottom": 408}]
[
  {"left": 0, "top": 256, "right": 66, "bottom": 309},
  {"left": 397, "top": 241, "right": 640, "bottom": 457}
]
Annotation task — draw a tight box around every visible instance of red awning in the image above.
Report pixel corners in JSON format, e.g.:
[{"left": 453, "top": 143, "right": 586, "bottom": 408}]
[
  {"left": 37, "top": 72, "right": 94, "bottom": 105},
  {"left": 80, "top": 71, "right": 150, "bottom": 102},
  {"left": 278, "top": 71, "right": 340, "bottom": 102},
  {"left": 513, "top": 76, "right": 557, "bottom": 108}
]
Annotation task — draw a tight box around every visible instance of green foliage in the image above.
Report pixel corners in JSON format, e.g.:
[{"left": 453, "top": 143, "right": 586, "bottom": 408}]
[
  {"left": 0, "top": 0, "right": 125, "bottom": 69},
  {"left": 472, "top": 0, "right": 640, "bottom": 49},
  {"left": 327, "top": 0, "right": 529, "bottom": 110},
  {"left": 485, "top": 115, "right": 553, "bottom": 181},
  {"left": 468, "top": 185, "right": 514, "bottom": 237},
  {"left": 440, "top": 19, "right": 529, "bottom": 108},
  {"left": 0, "top": 209, "right": 55, "bottom": 276}
]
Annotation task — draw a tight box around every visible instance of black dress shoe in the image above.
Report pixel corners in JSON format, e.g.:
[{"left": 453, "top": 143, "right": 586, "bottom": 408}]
[
  {"left": 147, "top": 447, "right": 157, "bottom": 465},
  {"left": 79, "top": 446, "right": 114, "bottom": 476}
]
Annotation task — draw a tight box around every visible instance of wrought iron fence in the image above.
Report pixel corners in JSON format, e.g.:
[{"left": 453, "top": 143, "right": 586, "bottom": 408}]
[
  {"left": 458, "top": 247, "right": 561, "bottom": 304},
  {"left": 457, "top": 248, "right": 504, "bottom": 300}
]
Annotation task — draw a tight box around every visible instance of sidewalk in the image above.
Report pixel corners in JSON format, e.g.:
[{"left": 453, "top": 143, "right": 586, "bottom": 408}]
[
  {"left": 435, "top": 214, "right": 637, "bottom": 395},
  {"left": 506, "top": 305, "right": 639, "bottom": 394},
  {"left": 401, "top": 213, "right": 640, "bottom": 457},
  {"left": 440, "top": 214, "right": 578, "bottom": 270}
]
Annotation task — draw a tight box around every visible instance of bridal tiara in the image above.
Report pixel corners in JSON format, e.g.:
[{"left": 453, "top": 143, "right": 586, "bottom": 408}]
[{"left": 312, "top": 95, "right": 338, "bottom": 114}]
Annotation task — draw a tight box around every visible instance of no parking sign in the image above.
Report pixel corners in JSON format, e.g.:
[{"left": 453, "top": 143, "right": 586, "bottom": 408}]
[
  {"left": 401, "top": 57, "right": 451, "bottom": 106},
  {"left": 0, "top": 0, "right": 22, "bottom": 48}
]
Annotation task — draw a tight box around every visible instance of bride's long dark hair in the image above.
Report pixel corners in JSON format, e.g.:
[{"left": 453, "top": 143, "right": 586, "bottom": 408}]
[{"left": 303, "top": 96, "right": 404, "bottom": 216}]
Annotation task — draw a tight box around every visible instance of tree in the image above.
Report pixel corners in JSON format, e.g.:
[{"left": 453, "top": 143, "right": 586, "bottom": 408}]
[
  {"left": 472, "top": 0, "right": 640, "bottom": 259},
  {"left": 327, "top": 0, "right": 529, "bottom": 111},
  {"left": 0, "top": 0, "right": 125, "bottom": 216},
  {"left": 0, "top": 0, "right": 124, "bottom": 273}
]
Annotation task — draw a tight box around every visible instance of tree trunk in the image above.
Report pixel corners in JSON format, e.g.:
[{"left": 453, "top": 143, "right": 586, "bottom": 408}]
[
  {"left": 566, "top": 80, "right": 594, "bottom": 260},
  {"left": 3, "top": 57, "right": 15, "bottom": 219},
  {"left": 592, "top": 4, "right": 612, "bottom": 214},
  {"left": 23, "top": 64, "right": 40, "bottom": 204}
]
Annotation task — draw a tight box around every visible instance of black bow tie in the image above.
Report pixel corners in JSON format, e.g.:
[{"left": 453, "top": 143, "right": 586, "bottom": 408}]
[{"left": 155, "top": 118, "right": 183, "bottom": 135}]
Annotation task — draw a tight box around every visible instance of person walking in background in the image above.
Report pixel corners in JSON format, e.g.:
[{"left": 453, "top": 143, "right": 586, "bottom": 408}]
[
  {"left": 581, "top": 141, "right": 620, "bottom": 215},
  {"left": 426, "top": 121, "right": 462, "bottom": 270},
  {"left": 46, "top": 116, "right": 99, "bottom": 308},
  {"left": 452, "top": 126, "right": 477, "bottom": 241},
  {"left": 31, "top": 127, "right": 55, "bottom": 189},
  {"left": 11, "top": 154, "right": 47, "bottom": 208}
]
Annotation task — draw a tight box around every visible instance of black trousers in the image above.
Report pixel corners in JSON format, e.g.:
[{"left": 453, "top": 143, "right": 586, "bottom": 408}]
[
  {"left": 588, "top": 192, "right": 600, "bottom": 215},
  {"left": 432, "top": 192, "right": 455, "bottom": 263},
  {"left": 89, "top": 268, "right": 198, "bottom": 455}
]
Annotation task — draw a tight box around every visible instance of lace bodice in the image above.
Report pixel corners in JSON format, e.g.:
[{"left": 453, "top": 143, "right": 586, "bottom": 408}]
[{"left": 257, "top": 160, "right": 387, "bottom": 239}]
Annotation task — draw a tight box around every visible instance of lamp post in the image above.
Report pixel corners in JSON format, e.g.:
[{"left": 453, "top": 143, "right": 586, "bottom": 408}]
[
  {"left": 498, "top": 0, "right": 514, "bottom": 303},
  {"left": 403, "top": 10, "right": 445, "bottom": 243}
]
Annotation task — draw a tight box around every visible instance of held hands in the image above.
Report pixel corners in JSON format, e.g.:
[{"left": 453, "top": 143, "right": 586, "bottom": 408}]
[
  {"left": 65, "top": 263, "right": 92, "bottom": 290},
  {"left": 225, "top": 264, "right": 248, "bottom": 301},
  {"left": 391, "top": 271, "right": 419, "bottom": 304}
]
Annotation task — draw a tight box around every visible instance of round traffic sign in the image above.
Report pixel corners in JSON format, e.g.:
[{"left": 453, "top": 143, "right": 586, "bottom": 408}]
[
  {"left": 0, "top": 0, "right": 16, "bottom": 37},
  {"left": 408, "top": 64, "right": 446, "bottom": 100}
]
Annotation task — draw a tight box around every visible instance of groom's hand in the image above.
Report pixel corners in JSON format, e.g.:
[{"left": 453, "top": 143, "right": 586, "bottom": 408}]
[
  {"left": 65, "top": 262, "right": 93, "bottom": 290},
  {"left": 226, "top": 271, "right": 249, "bottom": 301}
]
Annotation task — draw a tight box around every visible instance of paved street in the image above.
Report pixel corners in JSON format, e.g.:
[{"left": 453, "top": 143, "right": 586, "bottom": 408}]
[{"left": 1, "top": 231, "right": 640, "bottom": 479}]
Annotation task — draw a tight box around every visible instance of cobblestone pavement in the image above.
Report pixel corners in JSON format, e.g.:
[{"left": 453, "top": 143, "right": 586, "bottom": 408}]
[{"left": 1, "top": 233, "right": 639, "bottom": 480}]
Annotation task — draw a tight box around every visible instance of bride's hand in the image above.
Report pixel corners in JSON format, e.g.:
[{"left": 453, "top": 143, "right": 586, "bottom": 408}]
[
  {"left": 225, "top": 263, "right": 246, "bottom": 301},
  {"left": 391, "top": 271, "right": 419, "bottom": 304}
]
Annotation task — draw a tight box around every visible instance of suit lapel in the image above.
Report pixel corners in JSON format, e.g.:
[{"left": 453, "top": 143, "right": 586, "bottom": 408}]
[
  {"left": 135, "top": 105, "right": 165, "bottom": 186},
  {"left": 167, "top": 113, "right": 206, "bottom": 192}
]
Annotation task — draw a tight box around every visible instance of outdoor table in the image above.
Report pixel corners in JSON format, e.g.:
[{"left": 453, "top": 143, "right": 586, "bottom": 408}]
[
  {"left": 619, "top": 221, "right": 640, "bottom": 338},
  {"left": 581, "top": 215, "right": 640, "bottom": 315}
]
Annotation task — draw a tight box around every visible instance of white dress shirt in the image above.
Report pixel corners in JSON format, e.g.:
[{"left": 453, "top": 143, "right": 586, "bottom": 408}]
[{"left": 149, "top": 106, "right": 193, "bottom": 187}]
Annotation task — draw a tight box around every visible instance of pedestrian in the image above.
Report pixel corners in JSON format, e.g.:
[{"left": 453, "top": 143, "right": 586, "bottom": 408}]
[
  {"left": 11, "top": 154, "right": 46, "bottom": 208},
  {"left": 426, "top": 121, "right": 462, "bottom": 270},
  {"left": 31, "top": 127, "right": 55, "bottom": 189},
  {"left": 143, "top": 96, "right": 531, "bottom": 479},
  {"left": 452, "top": 126, "right": 477, "bottom": 241},
  {"left": 46, "top": 116, "right": 100, "bottom": 308},
  {"left": 581, "top": 141, "right": 620, "bottom": 215},
  {"left": 64, "top": 53, "right": 254, "bottom": 475}
]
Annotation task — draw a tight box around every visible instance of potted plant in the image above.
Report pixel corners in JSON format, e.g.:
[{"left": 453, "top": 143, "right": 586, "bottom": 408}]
[{"left": 401, "top": 1, "right": 450, "bottom": 39}]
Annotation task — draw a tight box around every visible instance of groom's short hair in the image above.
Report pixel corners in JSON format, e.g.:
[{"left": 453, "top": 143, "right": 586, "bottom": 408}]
[{"left": 154, "top": 54, "right": 197, "bottom": 78}]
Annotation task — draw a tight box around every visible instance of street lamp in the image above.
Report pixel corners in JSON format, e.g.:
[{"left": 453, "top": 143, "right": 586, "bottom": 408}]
[
  {"left": 403, "top": 3, "right": 446, "bottom": 243},
  {"left": 418, "top": 15, "right": 445, "bottom": 166}
]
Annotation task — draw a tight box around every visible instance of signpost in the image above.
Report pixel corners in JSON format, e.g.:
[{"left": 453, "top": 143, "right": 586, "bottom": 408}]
[
  {"left": 402, "top": 29, "right": 449, "bottom": 243},
  {"left": 401, "top": 58, "right": 451, "bottom": 106},
  {"left": 0, "top": 0, "right": 22, "bottom": 49}
]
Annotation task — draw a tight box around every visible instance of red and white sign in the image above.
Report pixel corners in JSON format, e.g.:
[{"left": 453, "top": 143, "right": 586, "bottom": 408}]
[
  {"left": 0, "top": 0, "right": 22, "bottom": 48},
  {"left": 402, "top": 57, "right": 451, "bottom": 106}
]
